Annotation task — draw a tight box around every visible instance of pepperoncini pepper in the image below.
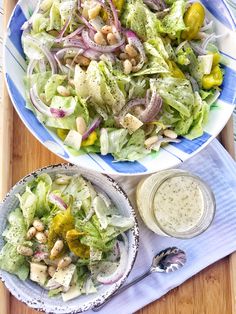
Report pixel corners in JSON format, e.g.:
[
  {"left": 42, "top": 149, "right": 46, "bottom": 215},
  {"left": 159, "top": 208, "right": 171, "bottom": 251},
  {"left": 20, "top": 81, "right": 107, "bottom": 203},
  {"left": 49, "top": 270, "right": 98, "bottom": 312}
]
[
  {"left": 81, "top": 131, "right": 97, "bottom": 147},
  {"left": 182, "top": 3, "right": 205, "bottom": 40},
  {"left": 66, "top": 229, "right": 90, "bottom": 258},
  {"left": 57, "top": 128, "right": 69, "bottom": 141},
  {"left": 210, "top": 52, "right": 221, "bottom": 68},
  {"left": 202, "top": 65, "right": 223, "bottom": 90},
  {"left": 101, "top": 0, "right": 125, "bottom": 21},
  {"left": 167, "top": 60, "right": 185, "bottom": 79}
]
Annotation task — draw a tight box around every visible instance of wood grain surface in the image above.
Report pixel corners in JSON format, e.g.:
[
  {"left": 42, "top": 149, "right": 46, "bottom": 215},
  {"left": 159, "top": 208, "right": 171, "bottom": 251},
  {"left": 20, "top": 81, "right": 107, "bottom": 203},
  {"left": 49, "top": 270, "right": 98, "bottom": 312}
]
[{"left": 1, "top": 1, "right": 236, "bottom": 314}]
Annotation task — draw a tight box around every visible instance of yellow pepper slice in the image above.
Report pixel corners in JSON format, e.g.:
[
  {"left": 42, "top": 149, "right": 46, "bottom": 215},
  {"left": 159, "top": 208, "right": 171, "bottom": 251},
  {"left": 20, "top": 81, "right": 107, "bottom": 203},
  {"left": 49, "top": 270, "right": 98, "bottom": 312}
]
[
  {"left": 202, "top": 65, "right": 223, "bottom": 90},
  {"left": 182, "top": 3, "right": 205, "bottom": 40},
  {"left": 57, "top": 129, "right": 69, "bottom": 141},
  {"left": 66, "top": 229, "right": 90, "bottom": 258},
  {"left": 81, "top": 131, "right": 97, "bottom": 147},
  {"left": 210, "top": 52, "right": 221, "bottom": 68},
  {"left": 167, "top": 60, "right": 185, "bottom": 79}
]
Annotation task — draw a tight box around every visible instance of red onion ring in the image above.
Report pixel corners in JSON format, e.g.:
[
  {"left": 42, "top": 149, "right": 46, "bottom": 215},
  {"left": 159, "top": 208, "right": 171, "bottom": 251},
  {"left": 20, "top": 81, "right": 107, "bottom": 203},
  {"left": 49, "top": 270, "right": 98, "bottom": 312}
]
[
  {"left": 26, "top": 36, "right": 57, "bottom": 74},
  {"left": 125, "top": 30, "right": 147, "bottom": 72},
  {"left": 139, "top": 91, "right": 162, "bottom": 123},
  {"left": 107, "top": 0, "right": 121, "bottom": 31},
  {"left": 30, "top": 84, "right": 76, "bottom": 118},
  {"left": 97, "top": 241, "right": 128, "bottom": 284},
  {"left": 82, "top": 29, "right": 125, "bottom": 52},
  {"left": 56, "top": 16, "right": 72, "bottom": 42},
  {"left": 48, "top": 193, "right": 68, "bottom": 210},
  {"left": 82, "top": 117, "right": 102, "bottom": 140},
  {"left": 56, "top": 25, "right": 85, "bottom": 42},
  {"left": 27, "top": 59, "right": 38, "bottom": 77}
]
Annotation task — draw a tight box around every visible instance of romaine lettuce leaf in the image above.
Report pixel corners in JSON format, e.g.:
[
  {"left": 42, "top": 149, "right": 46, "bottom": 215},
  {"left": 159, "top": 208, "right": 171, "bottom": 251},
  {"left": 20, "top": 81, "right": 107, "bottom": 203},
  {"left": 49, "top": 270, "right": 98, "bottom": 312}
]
[
  {"left": 17, "top": 187, "right": 37, "bottom": 227},
  {"left": 0, "top": 243, "right": 29, "bottom": 280},
  {"left": 113, "top": 129, "right": 149, "bottom": 161},
  {"left": 157, "top": 0, "right": 187, "bottom": 38},
  {"left": 2, "top": 208, "right": 27, "bottom": 246},
  {"left": 45, "top": 75, "right": 66, "bottom": 102},
  {"left": 22, "top": 32, "right": 54, "bottom": 60}
]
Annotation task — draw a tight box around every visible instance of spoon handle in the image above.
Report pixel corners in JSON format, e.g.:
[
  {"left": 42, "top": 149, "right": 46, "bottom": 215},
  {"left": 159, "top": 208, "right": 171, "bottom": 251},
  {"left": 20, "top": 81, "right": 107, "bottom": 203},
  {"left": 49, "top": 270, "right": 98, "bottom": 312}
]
[{"left": 92, "top": 269, "right": 151, "bottom": 312}]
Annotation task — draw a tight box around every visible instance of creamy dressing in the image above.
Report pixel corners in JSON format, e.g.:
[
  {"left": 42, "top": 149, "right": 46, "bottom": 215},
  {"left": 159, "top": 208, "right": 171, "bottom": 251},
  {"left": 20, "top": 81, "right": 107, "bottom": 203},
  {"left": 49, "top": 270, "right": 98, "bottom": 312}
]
[{"left": 153, "top": 176, "right": 204, "bottom": 234}]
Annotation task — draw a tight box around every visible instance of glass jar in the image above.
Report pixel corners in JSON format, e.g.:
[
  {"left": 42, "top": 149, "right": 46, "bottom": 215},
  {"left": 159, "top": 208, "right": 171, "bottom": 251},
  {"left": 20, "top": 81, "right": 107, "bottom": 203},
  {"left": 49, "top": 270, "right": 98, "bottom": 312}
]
[{"left": 136, "top": 169, "right": 216, "bottom": 239}]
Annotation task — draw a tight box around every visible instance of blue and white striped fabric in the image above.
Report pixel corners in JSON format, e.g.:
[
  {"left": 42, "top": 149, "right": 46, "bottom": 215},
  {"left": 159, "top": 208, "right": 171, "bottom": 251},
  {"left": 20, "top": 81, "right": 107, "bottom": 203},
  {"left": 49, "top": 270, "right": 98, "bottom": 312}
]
[
  {"left": 87, "top": 139, "right": 236, "bottom": 314},
  {"left": 4, "top": 0, "right": 236, "bottom": 175}
]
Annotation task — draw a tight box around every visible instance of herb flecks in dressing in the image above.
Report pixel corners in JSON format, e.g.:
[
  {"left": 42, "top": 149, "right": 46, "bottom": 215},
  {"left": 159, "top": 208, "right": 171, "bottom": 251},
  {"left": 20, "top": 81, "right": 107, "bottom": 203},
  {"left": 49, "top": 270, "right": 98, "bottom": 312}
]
[{"left": 154, "top": 176, "right": 204, "bottom": 234}]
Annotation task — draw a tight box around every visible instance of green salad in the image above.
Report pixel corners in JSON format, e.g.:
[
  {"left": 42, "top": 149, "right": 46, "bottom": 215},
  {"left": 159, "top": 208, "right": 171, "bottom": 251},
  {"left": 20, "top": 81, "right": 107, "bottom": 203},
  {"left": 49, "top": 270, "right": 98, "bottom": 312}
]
[
  {"left": 22, "top": 0, "right": 224, "bottom": 161},
  {"left": 0, "top": 173, "right": 134, "bottom": 301}
]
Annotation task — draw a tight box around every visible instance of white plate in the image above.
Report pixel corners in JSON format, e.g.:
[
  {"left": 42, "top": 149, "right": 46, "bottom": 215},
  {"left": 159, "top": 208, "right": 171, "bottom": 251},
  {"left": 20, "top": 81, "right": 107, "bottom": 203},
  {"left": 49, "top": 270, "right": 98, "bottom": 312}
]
[
  {"left": 0, "top": 164, "right": 139, "bottom": 313},
  {"left": 4, "top": 0, "right": 236, "bottom": 175}
]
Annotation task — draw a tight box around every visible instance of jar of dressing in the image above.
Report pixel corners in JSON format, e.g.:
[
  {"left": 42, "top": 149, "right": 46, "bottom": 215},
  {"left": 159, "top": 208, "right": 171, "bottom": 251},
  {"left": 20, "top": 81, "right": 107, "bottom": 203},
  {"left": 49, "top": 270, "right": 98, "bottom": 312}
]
[{"left": 136, "top": 170, "right": 216, "bottom": 239}]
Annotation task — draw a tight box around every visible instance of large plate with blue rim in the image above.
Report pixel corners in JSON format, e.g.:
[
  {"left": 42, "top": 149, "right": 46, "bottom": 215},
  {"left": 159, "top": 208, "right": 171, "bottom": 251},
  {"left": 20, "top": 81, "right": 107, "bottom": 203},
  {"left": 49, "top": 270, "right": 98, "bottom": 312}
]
[{"left": 4, "top": 0, "right": 236, "bottom": 175}]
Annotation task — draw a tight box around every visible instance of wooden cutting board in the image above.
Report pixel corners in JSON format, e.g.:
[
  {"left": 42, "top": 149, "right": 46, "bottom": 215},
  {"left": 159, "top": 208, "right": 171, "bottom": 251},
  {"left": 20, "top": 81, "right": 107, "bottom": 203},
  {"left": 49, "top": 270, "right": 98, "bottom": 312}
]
[{"left": 1, "top": 1, "right": 236, "bottom": 314}]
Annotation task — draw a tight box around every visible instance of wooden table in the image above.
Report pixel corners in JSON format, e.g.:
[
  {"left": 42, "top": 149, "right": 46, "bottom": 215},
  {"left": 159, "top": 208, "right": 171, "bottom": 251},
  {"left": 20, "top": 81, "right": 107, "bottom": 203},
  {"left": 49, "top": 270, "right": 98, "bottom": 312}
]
[{"left": 1, "top": 1, "right": 236, "bottom": 314}]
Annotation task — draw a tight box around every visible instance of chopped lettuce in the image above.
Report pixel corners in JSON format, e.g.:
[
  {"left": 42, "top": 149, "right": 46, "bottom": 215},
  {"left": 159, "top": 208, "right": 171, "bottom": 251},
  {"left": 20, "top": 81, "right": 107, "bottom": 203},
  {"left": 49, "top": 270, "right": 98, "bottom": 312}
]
[
  {"left": 157, "top": 0, "right": 187, "bottom": 38},
  {"left": 17, "top": 187, "right": 37, "bottom": 227},
  {"left": 113, "top": 129, "right": 149, "bottom": 161},
  {"left": 22, "top": 32, "right": 54, "bottom": 60},
  {"left": 0, "top": 243, "right": 29, "bottom": 280},
  {"left": 2, "top": 208, "right": 27, "bottom": 246},
  {"left": 45, "top": 75, "right": 66, "bottom": 101}
]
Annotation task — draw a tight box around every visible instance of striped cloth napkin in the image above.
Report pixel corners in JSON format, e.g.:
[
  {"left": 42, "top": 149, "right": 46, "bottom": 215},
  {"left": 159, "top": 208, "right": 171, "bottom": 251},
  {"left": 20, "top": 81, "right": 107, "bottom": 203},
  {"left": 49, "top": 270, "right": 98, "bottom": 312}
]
[{"left": 85, "top": 139, "right": 236, "bottom": 314}]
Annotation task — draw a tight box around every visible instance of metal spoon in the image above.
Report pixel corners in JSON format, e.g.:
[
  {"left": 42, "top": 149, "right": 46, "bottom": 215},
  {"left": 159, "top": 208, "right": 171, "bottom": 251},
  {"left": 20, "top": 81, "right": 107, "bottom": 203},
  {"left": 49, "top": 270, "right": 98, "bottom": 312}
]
[{"left": 92, "top": 247, "right": 187, "bottom": 312}]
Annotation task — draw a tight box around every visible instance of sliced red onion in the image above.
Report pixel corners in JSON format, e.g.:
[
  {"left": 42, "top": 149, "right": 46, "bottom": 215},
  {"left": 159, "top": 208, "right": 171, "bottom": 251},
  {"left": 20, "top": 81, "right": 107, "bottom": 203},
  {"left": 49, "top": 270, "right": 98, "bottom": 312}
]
[
  {"left": 139, "top": 91, "right": 162, "bottom": 123},
  {"left": 54, "top": 55, "right": 70, "bottom": 75},
  {"left": 200, "top": 20, "right": 214, "bottom": 32},
  {"left": 56, "top": 47, "right": 84, "bottom": 60},
  {"left": 82, "top": 116, "right": 102, "bottom": 140},
  {"left": 118, "top": 98, "right": 146, "bottom": 120},
  {"left": 96, "top": 0, "right": 113, "bottom": 24},
  {"left": 56, "top": 16, "right": 72, "bottom": 43},
  {"left": 185, "top": 73, "right": 199, "bottom": 92},
  {"left": 175, "top": 40, "right": 187, "bottom": 54},
  {"left": 64, "top": 38, "right": 88, "bottom": 49},
  {"left": 57, "top": 25, "right": 85, "bottom": 42},
  {"left": 97, "top": 241, "right": 128, "bottom": 284},
  {"left": 79, "top": 15, "right": 96, "bottom": 31},
  {"left": 27, "top": 59, "right": 38, "bottom": 77},
  {"left": 48, "top": 193, "right": 68, "bottom": 210},
  {"left": 78, "top": 0, "right": 82, "bottom": 9},
  {"left": 107, "top": 0, "right": 121, "bottom": 31},
  {"left": 202, "top": 33, "right": 227, "bottom": 51},
  {"left": 143, "top": 0, "right": 167, "bottom": 11},
  {"left": 21, "top": 0, "right": 41, "bottom": 30},
  {"left": 107, "top": 241, "right": 120, "bottom": 262},
  {"left": 189, "top": 42, "right": 207, "bottom": 55},
  {"left": 83, "top": 49, "right": 102, "bottom": 60},
  {"left": 125, "top": 30, "right": 147, "bottom": 72},
  {"left": 30, "top": 84, "right": 76, "bottom": 118},
  {"left": 26, "top": 36, "right": 57, "bottom": 74},
  {"left": 30, "top": 84, "right": 53, "bottom": 117},
  {"left": 38, "top": 59, "right": 47, "bottom": 72},
  {"left": 82, "top": 29, "right": 125, "bottom": 52}
]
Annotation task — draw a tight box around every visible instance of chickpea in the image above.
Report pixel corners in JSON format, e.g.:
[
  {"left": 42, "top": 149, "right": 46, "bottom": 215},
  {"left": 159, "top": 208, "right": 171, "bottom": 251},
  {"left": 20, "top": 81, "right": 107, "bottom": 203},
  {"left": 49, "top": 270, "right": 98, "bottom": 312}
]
[
  {"left": 107, "top": 33, "right": 117, "bottom": 45},
  {"left": 101, "top": 25, "right": 112, "bottom": 34},
  {"left": 27, "top": 227, "right": 37, "bottom": 240},
  {"left": 130, "top": 58, "right": 137, "bottom": 66},
  {"left": 33, "top": 219, "right": 44, "bottom": 232},
  {"left": 35, "top": 232, "right": 47, "bottom": 244},
  {"left": 94, "top": 31, "right": 107, "bottom": 46},
  {"left": 76, "top": 117, "right": 87, "bottom": 135},
  {"left": 144, "top": 136, "right": 159, "bottom": 149},
  {"left": 17, "top": 245, "right": 33, "bottom": 256},
  {"left": 57, "top": 86, "right": 71, "bottom": 97},
  {"left": 75, "top": 55, "right": 90, "bottom": 67},
  {"left": 50, "top": 240, "right": 64, "bottom": 259},
  {"left": 58, "top": 256, "right": 72, "bottom": 269},
  {"left": 125, "top": 44, "right": 138, "bottom": 58},
  {"left": 163, "top": 129, "right": 178, "bottom": 139},
  {"left": 123, "top": 59, "right": 133, "bottom": 75}
]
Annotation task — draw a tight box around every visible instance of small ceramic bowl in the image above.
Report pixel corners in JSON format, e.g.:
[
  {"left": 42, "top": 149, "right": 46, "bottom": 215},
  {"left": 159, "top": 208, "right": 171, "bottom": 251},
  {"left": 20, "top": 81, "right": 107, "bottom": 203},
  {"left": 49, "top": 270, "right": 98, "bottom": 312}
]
[{"left": 0, "top": 164, "right": 139, "bottom": 314}]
